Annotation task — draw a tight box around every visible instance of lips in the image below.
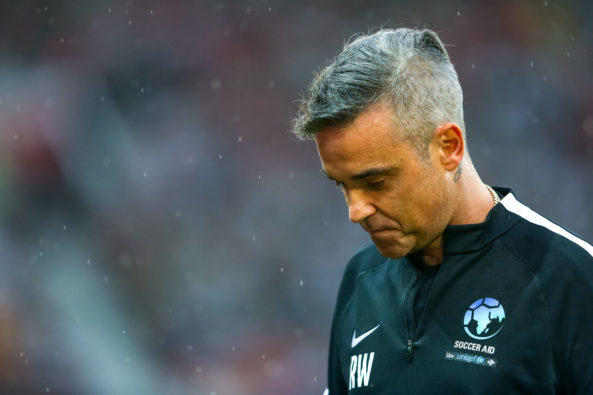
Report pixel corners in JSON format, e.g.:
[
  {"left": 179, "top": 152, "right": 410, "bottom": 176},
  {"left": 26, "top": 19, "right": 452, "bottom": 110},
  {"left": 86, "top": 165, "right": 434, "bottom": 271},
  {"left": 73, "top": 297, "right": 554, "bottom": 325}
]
[
  {"left": 362, "top": 220, "right": 400, "bottom": 235},
  {"left": 368, "top": 228, "right": 393, "bottom": 237}
]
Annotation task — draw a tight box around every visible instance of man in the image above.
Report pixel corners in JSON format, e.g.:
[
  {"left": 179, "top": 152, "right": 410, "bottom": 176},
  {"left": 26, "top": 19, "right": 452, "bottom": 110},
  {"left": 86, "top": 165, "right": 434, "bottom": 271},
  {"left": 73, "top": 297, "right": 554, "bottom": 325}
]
[{"left": 292, "top": 28, "right": 593, "bottom": 394}]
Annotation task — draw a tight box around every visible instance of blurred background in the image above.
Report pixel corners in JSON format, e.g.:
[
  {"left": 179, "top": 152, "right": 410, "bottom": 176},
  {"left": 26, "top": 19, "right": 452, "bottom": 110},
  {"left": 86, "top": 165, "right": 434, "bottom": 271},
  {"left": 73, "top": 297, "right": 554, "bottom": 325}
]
[{"left": 0, "top": 0, "right": 591, "bottom": 394}]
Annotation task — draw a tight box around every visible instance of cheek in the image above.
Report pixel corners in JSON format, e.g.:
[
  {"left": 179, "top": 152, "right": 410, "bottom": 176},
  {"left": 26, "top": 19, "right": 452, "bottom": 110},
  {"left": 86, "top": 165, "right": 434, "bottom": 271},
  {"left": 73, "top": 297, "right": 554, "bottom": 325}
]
[{"left": 406, "top": 173, "right": 447, "bottom": 219}]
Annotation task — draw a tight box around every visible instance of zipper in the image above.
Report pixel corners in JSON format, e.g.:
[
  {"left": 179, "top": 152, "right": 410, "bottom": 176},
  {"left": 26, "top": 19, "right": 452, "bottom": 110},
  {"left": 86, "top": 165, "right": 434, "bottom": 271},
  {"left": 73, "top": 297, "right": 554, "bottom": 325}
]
[
  {"left": 402, "top": 266, "right": 423, "bottom": 362},
  {"left": 406, "top": 339, "right": 414, "bottom": 362}
]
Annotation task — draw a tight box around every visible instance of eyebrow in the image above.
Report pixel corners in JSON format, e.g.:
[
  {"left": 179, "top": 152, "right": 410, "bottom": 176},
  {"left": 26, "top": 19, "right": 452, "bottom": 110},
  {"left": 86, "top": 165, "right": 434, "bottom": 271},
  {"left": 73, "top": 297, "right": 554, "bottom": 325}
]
[{"left": 320, "top": 166, "right": 397, "bottom": 181}]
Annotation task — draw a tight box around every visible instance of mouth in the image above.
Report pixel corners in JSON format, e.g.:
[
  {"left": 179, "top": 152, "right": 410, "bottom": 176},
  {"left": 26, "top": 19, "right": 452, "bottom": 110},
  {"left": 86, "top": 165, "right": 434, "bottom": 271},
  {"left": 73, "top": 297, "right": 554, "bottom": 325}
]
[
  {"left": 362, "top": 220, "right": 401, "bottom": 238},
  {"left": 368, "top": 228, "right": 395, "bottom": 237}
]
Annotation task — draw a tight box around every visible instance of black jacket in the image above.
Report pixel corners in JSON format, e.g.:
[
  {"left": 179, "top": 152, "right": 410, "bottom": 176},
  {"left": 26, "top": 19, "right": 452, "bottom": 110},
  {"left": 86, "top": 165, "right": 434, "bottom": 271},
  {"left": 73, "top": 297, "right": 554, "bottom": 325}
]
[{"left": 327, "top": 188, "right": 593, "bottom": 394}]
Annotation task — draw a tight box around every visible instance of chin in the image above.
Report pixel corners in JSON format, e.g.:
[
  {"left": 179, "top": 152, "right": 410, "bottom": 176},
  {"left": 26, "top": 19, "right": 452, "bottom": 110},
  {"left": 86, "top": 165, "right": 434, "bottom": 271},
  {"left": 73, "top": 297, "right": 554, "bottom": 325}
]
[{"left": 373, "top": 240, "right": 410, "bottom": 259}]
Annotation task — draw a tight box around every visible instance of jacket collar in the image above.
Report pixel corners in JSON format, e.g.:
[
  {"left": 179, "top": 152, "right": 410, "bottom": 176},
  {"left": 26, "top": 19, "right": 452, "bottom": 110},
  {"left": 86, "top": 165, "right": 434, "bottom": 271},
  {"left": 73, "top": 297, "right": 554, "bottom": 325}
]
[{"left": 442, "top": 187, "right": 519, "bottom": 256}]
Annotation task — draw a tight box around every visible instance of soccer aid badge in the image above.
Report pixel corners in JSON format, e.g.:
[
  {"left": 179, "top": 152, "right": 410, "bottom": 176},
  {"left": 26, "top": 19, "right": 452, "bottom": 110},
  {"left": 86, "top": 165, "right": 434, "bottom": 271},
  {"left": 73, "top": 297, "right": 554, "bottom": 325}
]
[
  {"left": 463, "top": 298, "right": 506, "bottom": 340},
  {"left": 448, "top": 297, "right": 503, "bottom": 366}
]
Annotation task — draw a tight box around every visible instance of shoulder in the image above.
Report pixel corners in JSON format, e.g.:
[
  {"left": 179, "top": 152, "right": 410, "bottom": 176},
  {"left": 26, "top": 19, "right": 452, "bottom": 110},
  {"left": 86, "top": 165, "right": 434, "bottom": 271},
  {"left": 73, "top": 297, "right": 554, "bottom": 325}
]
[
  {"left": 340, "top": 244, "right": 388, "bottom": 292},
  {"left": 499, "top": 192, "right": 593, "bottom": 279},
  {"left": 345, "top": 243, "right": 388, "bottom": 278},
  {"left": 333, "top": 244, "right": 390, "bottom": 315},
  {"left": 498, "top": 192, "right": 593, "bottom": 390}
]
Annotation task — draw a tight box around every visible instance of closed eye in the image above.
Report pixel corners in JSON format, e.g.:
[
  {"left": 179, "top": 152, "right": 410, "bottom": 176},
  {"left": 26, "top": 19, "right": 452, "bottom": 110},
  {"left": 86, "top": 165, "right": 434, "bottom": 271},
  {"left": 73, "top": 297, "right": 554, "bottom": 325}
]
[{"left": 366, "top": 179, "right": 385, "bottom": 189}]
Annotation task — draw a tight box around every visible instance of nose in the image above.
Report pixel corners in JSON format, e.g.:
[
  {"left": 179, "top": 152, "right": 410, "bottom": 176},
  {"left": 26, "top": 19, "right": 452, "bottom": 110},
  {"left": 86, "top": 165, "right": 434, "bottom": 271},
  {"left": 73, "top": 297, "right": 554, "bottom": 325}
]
[{"left": 347, "top": 190, "right": 376, "bottom": 223}]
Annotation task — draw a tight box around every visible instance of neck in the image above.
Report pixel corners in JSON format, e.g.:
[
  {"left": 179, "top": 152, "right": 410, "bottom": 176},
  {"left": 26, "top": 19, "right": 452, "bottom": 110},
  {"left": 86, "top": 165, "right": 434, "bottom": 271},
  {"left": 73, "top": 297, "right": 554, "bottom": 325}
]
[
  {"left": 420, "top": 236, "right": 444, "bottom": 267},
  {"left": 448, "top": 159, "right": 494, "bottom": 226},
  {"left": 421, "top": 159, "right": 495, "bottom": 266}
]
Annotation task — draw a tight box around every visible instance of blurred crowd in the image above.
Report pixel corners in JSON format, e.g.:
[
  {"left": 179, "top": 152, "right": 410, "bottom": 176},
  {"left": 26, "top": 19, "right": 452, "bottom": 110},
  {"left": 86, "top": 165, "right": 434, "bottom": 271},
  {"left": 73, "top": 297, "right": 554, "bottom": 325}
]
[{"left": 0, "top": 1, "right": 591, "bottom": 394}]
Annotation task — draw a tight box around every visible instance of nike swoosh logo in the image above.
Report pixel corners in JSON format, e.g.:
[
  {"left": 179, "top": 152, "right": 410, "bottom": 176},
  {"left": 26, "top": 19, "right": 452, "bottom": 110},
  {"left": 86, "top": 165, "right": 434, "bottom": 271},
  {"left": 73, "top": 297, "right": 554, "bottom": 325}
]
[{"left": 351, "top": 324, "right": 381, "bottom": 348}]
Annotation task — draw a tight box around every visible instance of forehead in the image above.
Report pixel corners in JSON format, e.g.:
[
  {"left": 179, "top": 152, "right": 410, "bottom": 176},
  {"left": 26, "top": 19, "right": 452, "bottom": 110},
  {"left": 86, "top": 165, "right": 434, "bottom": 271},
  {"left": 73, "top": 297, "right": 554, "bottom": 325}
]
[{"left": 315, "top": 103, "right": 414, "bottom": 176}]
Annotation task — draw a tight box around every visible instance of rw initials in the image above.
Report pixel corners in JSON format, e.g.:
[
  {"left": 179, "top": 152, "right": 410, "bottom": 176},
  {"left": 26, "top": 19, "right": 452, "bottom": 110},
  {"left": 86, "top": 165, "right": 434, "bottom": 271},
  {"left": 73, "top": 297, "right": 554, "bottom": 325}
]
[{"left": 349, "top": 352, "right": 375, "bottom": 390}]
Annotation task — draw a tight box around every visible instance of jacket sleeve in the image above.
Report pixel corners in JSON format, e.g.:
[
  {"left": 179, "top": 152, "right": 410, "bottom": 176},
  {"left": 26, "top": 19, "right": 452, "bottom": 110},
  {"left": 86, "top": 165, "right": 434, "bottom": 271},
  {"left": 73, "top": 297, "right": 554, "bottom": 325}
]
[
  {"left": 327, "top": 317, "right": 348, "bottom": 394},
  {"left": 549, "top": 245, "right": 593, "bottom": 394},
  {"left": 326, "top": 249, "right": 371, "bottom": 394}
]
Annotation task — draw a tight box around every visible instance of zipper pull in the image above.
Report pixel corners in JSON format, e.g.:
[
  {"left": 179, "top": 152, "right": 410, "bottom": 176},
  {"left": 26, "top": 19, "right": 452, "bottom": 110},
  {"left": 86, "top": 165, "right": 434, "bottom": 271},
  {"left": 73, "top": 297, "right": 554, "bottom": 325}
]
[{"left": 407, "top": 339, "right": 414, "bottom": 362}]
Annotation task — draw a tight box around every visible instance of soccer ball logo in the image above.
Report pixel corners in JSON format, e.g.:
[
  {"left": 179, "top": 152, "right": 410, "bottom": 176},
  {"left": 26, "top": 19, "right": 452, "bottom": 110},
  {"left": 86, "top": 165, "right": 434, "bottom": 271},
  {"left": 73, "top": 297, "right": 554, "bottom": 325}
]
[{"left": 463, "top": 298, "right": 506, "bottom": 340}]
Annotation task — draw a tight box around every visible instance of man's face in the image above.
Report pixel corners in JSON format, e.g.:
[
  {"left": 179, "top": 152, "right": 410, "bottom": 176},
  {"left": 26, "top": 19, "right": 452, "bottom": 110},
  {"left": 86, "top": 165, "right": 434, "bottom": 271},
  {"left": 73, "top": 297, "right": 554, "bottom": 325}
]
[{"left": 315, "top": 102, "right": 452, "bottom": 259}]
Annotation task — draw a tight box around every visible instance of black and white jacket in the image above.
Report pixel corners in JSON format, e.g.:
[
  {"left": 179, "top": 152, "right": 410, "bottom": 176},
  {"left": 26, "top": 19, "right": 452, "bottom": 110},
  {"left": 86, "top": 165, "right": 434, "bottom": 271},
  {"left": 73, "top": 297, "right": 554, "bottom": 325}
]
[{"left": 326, "top": 188, "right": 593, "bottom": 394}]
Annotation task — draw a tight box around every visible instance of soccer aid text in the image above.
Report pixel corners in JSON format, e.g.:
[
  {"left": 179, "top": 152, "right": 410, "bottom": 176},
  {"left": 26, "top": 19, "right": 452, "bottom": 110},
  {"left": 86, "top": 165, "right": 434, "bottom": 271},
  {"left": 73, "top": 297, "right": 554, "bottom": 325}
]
[{"left": 453, "top": 341, "right": 495, "bottom": 354}]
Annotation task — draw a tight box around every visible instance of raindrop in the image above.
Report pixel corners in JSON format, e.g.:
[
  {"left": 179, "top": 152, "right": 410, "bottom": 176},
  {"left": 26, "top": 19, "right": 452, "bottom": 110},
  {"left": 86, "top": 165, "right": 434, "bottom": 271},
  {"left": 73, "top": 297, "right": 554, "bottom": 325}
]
[
  {"left": 211, "top": 79, "right": 222, "bottom": 90},
  {"left": 457, "top": 11, "right": 460, "bottom": 16},
  {"left": 280, "top": 267, "right": 284, "bottom": 272},
  {"left": 530, "top": 61, "right": 534, "bottom": 67},
  {"left": 123, "top": 330, "right": 126, "bottom": 335},
  {"left": 143, "top": 171, "right": 148, "bottom": 177},
  {"left": 218, "top": 154, "right": 222, "bottom": 159},
  {"left": 267, "top": 80, "right": 275, "bottom": 88},
  {"left": 299, "top": 280, "right": 304, "bottom": 286},
  {"left": 246, "top": 7, "right": 251, "bottom": 13},
  {"left": 258, "top": 174, "right": 262, "bottom": 180},
  {"left": 237, "top": 136, "right": 243, "bottom": 142}
]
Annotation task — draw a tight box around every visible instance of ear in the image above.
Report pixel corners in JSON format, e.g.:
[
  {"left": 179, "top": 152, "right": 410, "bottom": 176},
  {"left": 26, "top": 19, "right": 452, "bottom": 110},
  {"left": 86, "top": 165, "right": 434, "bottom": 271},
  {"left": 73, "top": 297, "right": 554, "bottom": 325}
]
[{"left": 431, "top": 122, "right": 464, "bottom": 172}]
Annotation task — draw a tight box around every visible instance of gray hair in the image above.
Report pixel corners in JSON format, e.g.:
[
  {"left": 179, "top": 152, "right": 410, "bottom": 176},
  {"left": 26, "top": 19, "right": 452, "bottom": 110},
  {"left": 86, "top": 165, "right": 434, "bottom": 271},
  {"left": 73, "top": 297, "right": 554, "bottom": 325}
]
[{"left": 292, "top": 28, "right": 466, "bottom": 158}]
